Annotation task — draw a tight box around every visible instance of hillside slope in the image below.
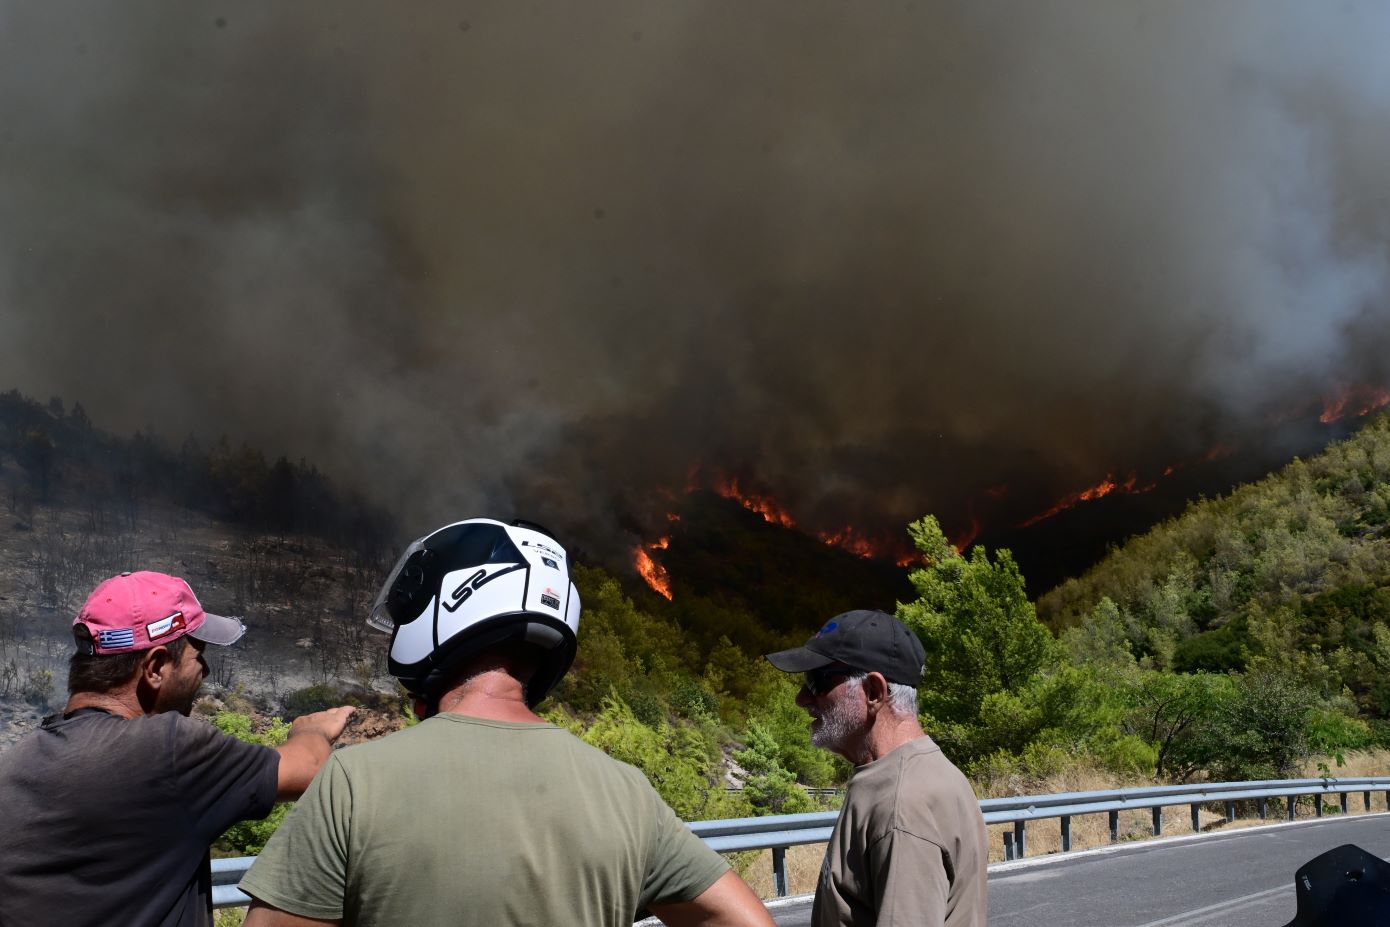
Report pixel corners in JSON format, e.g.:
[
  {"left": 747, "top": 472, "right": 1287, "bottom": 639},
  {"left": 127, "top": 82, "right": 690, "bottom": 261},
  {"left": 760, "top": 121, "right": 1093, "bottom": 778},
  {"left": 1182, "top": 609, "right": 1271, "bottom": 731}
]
[{"left": 1039, "top": 415, "right": 1390, "bottom": 714}]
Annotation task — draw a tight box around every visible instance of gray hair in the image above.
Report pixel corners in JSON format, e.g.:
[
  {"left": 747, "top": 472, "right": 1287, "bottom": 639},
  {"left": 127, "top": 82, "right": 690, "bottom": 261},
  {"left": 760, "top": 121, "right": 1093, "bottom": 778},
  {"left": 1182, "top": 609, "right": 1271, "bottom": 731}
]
[
  {"left": 844, "top": 673, "right": 920, "bottom": 716},
  {"left": 887, "top": 681, "right": 919, "bottom": 715}
]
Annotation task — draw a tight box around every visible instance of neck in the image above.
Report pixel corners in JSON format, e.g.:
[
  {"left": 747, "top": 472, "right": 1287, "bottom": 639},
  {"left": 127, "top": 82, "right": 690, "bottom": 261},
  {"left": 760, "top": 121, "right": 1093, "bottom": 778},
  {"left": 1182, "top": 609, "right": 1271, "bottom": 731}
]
[
  {"left": 435, "top": 668, "right": 542, "bottom": 723},
  {"left": 855, "top": 712, "right": 927, "bottom": 765},
  {"left": 64, "top": 688, "right": 145, "bottom": 720}
]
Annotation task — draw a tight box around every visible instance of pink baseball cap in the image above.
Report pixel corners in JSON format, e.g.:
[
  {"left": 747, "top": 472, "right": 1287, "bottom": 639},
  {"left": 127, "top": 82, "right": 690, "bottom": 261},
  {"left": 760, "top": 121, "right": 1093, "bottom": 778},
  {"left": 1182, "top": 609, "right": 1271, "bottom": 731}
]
[{"left": 73, "top": 571, "right": 246, "bottom": 655}]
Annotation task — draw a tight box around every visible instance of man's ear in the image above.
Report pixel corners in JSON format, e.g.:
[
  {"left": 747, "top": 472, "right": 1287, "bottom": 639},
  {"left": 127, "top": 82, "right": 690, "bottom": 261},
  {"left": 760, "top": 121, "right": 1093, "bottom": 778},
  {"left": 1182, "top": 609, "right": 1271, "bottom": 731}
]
[
  {"left": 862, "top": 671, "right": 889, "bottom": 714},
  {"left": 139, "top": 646, "right": 174, "bottom": 690}
]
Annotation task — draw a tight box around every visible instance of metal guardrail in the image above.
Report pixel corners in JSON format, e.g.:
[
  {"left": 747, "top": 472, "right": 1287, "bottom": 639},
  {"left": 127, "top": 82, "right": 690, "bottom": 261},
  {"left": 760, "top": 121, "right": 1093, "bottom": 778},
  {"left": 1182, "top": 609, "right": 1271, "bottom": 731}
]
[{"left": 210, "top": 776, "right": 1390, "bottom": 908}]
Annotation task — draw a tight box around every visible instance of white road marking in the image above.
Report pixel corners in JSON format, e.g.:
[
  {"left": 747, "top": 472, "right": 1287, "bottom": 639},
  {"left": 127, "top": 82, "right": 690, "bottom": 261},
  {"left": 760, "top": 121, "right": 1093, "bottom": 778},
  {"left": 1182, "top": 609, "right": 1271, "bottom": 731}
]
[
  {"left": 1131, "top": 883, "right": 1290, "bottom": 927},
  {"left": 988, "top": 811, "right": 1390, "bottom": 874}
]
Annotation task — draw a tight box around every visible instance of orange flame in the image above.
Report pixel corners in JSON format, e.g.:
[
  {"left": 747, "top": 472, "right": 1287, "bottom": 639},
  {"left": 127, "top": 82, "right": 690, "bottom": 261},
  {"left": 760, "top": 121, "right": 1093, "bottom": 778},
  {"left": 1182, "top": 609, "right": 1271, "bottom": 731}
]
[
  {"left": 1321, "top": 385, "right": 1390, "bottom": 424},
  {"left": 714, "top": 476, "right": 797, "bottom": 529},
  {"left": 633, "top": 539, "right": 673, "bottom": 600},
  {"left": 950, "top": 511, "right": 982, "bottom": 553},
  {"left": 816, "top": 526, "right": 875, "bottom": 558},
  {"left": 682, "top": 465, "right": 916, "bottom": 564},
  {"left": 1019, "top": 471, "right": 1155, "bottom": 528}
]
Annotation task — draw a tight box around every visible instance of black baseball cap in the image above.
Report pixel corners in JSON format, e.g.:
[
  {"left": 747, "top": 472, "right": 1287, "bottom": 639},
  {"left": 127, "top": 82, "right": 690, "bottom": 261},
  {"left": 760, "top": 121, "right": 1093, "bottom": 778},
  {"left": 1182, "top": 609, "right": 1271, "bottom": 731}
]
[{"left": 764, "top": 610, "right": 925, "bottom": 686}]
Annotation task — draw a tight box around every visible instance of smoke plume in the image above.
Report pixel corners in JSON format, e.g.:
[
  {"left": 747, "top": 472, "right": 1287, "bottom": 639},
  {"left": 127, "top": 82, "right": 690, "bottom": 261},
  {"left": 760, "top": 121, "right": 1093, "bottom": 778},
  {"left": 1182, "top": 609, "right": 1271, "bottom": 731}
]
[{"left": 3, "top": 2, "right": 1389, "bottom": 556}]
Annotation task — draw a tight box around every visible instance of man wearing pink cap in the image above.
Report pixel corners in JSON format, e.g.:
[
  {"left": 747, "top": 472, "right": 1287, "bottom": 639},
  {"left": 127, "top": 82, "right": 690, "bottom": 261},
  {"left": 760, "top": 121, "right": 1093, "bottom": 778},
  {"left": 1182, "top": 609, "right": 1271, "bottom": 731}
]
[{"left": 0, "top": 571, "right": 355, "bottom": 927}]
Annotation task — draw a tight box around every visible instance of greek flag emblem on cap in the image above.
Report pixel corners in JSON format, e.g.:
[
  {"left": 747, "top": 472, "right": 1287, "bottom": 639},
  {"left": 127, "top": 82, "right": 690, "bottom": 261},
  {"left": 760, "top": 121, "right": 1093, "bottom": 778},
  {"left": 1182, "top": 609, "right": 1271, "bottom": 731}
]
[{"left": 97, "top": 628, "right": 136, "bottom": 649}]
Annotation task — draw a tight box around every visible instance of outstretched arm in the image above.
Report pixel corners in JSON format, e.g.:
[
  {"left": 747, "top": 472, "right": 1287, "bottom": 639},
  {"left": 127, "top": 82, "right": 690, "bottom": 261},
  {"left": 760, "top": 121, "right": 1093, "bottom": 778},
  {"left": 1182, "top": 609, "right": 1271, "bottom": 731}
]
[
  {"left": 647, "top": 871, "right": 777, "bottom": 927},
  {"left": 274, "top": 705, "right": 355, "bottom": 799}
]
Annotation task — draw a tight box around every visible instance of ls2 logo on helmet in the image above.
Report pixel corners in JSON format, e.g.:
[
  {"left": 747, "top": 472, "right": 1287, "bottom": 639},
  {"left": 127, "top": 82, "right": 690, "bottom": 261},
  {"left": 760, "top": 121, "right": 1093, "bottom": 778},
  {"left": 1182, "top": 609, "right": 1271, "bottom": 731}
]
[{"left": 442, "top": 563, "right": 527, "bottom": 613}]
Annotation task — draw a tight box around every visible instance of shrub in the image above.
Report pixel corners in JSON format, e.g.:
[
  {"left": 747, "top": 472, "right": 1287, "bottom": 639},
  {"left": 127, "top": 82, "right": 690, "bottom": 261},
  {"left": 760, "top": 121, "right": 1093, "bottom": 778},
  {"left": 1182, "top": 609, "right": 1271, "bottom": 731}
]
[
  {"left": 734, "top": 722, "right": 814, "bottom": 816},
  {"left": 1172, "top": 625, "right": 1248, "bottom": 673},
  {"left": 283, "top": 683, "right": 356, "bottom": 719},
  {"left": 20, "top": 666, "right": 53, "bottom": 707},
  {"left": 212, "top": 710, "right": 292, "bottom": 855}
]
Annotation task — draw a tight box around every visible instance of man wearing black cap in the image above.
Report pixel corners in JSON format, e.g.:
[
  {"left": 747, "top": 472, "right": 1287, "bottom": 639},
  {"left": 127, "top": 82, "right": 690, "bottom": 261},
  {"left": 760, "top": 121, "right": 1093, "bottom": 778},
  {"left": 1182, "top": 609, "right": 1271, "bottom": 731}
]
[{"left": 766, "top": 610, "right": 987, "bottom": 927}]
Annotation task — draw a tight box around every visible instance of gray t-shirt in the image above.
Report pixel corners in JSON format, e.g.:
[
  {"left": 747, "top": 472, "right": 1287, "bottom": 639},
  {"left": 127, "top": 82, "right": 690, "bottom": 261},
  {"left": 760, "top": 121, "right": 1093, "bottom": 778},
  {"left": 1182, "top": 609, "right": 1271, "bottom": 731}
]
[
  {"left": 814, "top": 736, "right": 988, "bottom": 927},
  {"left": 241, "top": 714, "right": 729, "bottom": 926},
  {"left": 0, "top": 708, "right": 279, "bottom": 927}
]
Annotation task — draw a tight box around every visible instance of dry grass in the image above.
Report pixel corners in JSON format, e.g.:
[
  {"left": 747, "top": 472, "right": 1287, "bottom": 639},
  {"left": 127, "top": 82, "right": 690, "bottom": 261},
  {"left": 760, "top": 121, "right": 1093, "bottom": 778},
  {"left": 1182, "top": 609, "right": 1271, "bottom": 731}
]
[
  {"left": 1303, "top": 748, "right": 1390, "bottom": 778},
  {"left": 738, "top": 843, "right": 828, "bottom": 898}
]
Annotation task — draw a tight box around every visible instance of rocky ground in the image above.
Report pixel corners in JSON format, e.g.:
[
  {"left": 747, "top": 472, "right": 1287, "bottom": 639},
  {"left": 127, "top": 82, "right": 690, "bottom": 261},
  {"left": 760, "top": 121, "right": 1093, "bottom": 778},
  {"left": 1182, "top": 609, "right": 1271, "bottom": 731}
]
[
  {"left": 0, "top": 698, "right": 44, "bottom": 750},
  {"left": 0, "top": 497, "right": 400, "bottom": 753}
]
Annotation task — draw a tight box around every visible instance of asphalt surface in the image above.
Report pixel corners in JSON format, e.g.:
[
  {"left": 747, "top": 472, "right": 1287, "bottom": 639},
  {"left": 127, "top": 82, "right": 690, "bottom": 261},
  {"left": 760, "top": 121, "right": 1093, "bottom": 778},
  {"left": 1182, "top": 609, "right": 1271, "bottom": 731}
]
[{"left": 763, "top": 813, "right": 1390, "bottom": 926}]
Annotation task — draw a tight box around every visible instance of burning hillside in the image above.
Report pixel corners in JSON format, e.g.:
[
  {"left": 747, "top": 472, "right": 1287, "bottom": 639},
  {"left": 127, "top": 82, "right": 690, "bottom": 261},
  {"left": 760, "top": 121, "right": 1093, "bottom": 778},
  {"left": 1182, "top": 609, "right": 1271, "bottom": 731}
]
[
  {"left": 631, "top": 388, "right": 1390, "bottom": 600},
  {"left": 5, "top": 6, "right": 1390, "bottom": 598}
]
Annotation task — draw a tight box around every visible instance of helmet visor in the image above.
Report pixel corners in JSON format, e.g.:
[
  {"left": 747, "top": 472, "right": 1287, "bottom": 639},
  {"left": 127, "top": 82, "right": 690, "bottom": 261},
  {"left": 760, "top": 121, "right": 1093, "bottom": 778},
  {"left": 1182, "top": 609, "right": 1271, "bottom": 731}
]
[{"left": 366, "top": 537, "right": 428, "bottom": 634}]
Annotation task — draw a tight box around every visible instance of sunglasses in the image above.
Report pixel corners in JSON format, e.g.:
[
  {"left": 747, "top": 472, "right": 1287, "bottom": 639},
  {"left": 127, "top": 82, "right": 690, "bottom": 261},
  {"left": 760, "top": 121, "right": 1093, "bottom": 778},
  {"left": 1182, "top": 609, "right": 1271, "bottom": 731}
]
[{"left": 803, "top": 666, "right": 858, "bottom": 696}]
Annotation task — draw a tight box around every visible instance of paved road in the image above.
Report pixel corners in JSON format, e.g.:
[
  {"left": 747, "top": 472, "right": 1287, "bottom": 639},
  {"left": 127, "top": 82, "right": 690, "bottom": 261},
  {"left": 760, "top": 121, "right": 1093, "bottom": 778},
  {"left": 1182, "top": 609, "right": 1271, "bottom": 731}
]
[{"left": 764, "top": 813, "right": 1390, "bottom": 926}]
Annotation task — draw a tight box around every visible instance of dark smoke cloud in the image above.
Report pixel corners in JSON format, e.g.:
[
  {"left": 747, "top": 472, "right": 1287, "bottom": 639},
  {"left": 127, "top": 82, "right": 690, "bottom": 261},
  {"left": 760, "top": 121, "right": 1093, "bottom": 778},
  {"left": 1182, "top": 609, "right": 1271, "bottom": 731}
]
[{"left": 3, "top": 2, "right": 1389, "bottom": 555}]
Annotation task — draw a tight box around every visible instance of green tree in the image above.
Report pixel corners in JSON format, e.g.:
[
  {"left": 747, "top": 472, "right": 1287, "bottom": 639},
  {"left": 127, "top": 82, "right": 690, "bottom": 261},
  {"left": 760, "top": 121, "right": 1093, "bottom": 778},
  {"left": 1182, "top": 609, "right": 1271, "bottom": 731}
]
[
  {"left": 734, "top": 722, "right": 813, "bottom": 815},
  {"left": 1124, "top": 671, "right": 1235, "bottom": 780},
  {"left": 897, "top": 515, "right": 1057, "bottom": 755},
  {"left": 1168, "top": 672, "right": 1316, "bottom": 782},
  {"left": 579, "top": 694, "right": 744, "bottom": 821},
  {"left": 1211, "top": 672, "right": 1317, "bottom": 781}
]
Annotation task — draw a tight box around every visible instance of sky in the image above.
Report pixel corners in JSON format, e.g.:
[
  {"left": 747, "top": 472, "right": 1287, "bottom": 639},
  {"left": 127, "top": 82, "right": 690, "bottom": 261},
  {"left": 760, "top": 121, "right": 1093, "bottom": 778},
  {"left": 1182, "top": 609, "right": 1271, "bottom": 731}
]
[{"left": 3, "top": 2, "right": 1389, "bottom": 559}]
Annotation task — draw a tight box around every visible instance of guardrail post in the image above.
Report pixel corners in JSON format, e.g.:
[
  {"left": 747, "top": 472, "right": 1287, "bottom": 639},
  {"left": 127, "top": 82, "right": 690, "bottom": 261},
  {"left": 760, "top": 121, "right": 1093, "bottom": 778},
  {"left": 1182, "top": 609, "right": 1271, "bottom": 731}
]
[
  {"left": 1315, "top": 797, "right": 1324, "bottom": 818},
  {"left": 771, "top": 846, "right": 787, "bottom": 897},
  {"left": 1258, "top": 798, "right": 1267, "bottom": 821},
  {"left": 1151, "top": 807, "right": 1162, "bottom": 836},
  {"left": 1364, "top": 791, "right": 1371, "bottom": 812},
  {"left": 1288, "top": 797, "right": 1298, "bottom": 821},
  {"left": 1224, "top": 801, "right": 1234, "bottom": 823},
  {"left": 1109, "top": 810, "right": 1119, "bottom": 843},
  {"left": 1340, "top": 793, "right": 1348, "bottom": 815},
  {"left": 1060, "top": 815, "right": 1071, "bottom": 852},
  {"left": 1014, "top": 821, "right": 1027, "bottom": 858},
  {"left": 1003, "top": 831, "right": 1014, "bottom": 861},
  {"left": 1190, "top": 804, "right": 1199, "bottom": 833}
]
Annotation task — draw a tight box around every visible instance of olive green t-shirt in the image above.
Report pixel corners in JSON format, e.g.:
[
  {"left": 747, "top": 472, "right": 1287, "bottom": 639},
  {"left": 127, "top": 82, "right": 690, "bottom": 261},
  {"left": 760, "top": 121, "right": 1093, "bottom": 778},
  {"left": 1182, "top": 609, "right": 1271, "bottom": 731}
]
[{"left": 240, "top": 714, "right": 728, "bottom": 926}]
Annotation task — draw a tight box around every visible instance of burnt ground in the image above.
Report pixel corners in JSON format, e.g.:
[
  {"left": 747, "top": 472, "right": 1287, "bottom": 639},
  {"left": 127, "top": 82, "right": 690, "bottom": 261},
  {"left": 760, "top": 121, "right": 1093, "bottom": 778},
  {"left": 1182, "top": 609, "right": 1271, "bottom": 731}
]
[{"left": 0, "top": 498, "right": 396, "bottom": 750}]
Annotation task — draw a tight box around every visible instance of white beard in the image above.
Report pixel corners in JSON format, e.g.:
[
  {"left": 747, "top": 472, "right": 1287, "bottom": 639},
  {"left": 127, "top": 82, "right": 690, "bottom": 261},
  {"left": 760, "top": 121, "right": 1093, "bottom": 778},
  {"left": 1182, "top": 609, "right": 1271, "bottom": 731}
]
[{"left": 810, "top": 684, "right": 865, "bottom": 751}]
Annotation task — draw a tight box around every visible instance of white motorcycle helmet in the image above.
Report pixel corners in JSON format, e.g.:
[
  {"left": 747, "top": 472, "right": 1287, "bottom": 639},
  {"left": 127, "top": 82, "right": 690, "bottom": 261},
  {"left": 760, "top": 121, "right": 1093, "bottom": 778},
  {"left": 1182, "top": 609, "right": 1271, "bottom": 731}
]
[{"left": 368, "top": 518, "right": 581, "bottom": 709}]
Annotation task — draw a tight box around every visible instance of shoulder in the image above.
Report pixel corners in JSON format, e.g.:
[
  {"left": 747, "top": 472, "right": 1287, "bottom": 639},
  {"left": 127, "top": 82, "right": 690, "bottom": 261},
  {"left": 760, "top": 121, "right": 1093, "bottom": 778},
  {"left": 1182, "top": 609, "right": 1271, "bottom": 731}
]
[
  {"left": 152, "top": 713, "right": 278, "bottom": 782},
  {"left": 157, "top": 711, "right": 248, "bottom": 750},
  {"left": 847, "top": 738, "right": 973, "bottom": 833},
  {"left": 895, "top": 737, "right": 973, "bottom": 793},
  {"left": 889, "top": 738, "right": 979, "bottom": 836}
]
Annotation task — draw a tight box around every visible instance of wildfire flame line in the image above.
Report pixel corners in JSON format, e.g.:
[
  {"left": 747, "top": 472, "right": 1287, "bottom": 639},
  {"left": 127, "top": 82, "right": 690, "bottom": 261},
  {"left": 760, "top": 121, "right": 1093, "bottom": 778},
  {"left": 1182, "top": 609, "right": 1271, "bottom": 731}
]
[
  {"left": 633, "top": 537, "right": 673, "bottom": 600},
  {"left": 1011, "top": 383, "right": 1390, "bottom": 531},
  {"left": 714, "top": 476, "right": 796, "bottom": 529},
  {"left": 1017, "top": 471, "right": 1157, "bottom": 529},
  {"left": 712, "top": 475, "right": 914, "bottom": 562},
  {"left": 632, "top": 382, "right": 1390, "bottom": 598},
  {"left": 1320, "top": 385, "right": 1390, "bottom": 424}
]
